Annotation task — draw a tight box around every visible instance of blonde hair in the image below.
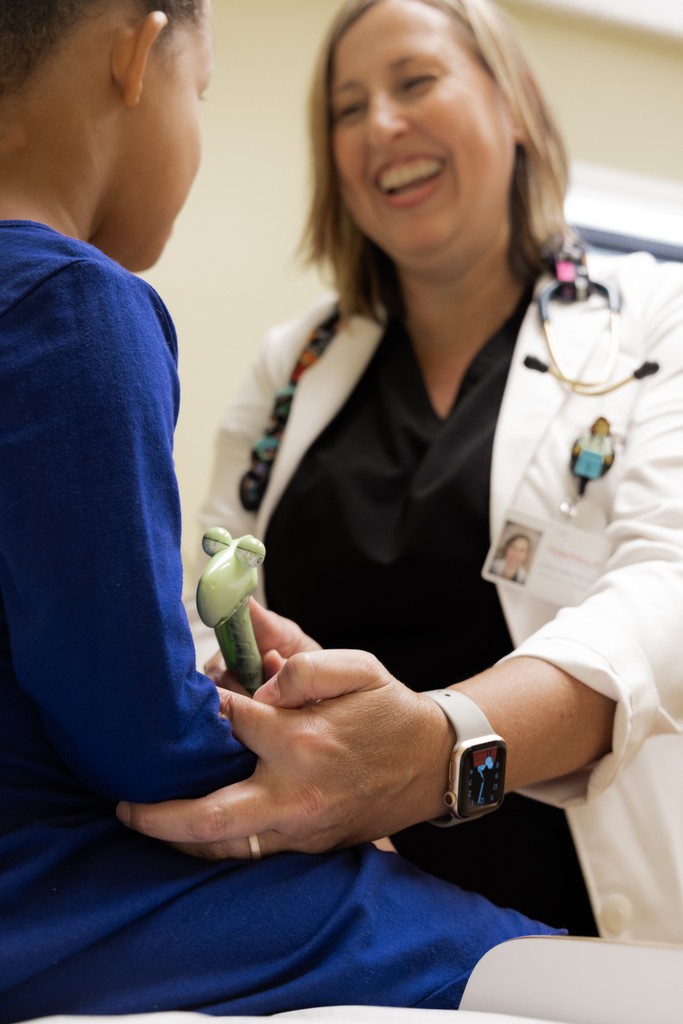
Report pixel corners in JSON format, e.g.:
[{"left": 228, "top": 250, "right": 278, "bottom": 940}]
[{"left": 302, "top": 0, "right": 572, "bottom": 319}]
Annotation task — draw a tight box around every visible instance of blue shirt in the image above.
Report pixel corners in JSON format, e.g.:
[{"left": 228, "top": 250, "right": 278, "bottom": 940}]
[{"left": 0, "top": 223, "right": 558, "bottom": 1023}]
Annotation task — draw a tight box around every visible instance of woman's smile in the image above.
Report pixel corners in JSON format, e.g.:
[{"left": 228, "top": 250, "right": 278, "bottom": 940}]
[
  {"left": 377, "top": 156, "right": 445, "bottom": 196},
  {"left": 331, "top": 0, "right": 520, "bottom": 272}
]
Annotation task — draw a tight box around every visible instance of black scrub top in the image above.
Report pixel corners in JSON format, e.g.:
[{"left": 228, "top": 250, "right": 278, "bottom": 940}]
[{"left": 265, "top": 293, "right": 598, "bottom": 936}]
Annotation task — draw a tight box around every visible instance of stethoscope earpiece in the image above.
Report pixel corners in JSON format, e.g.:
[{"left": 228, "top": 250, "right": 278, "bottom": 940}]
[
  {"left": 524, "top": 350, "right": 660, "bottom": 396},
  {"left": 523, "top": 355, "right": 550, "bottom": 374},
  {"left": 633, "top": 361, "right": 659, "bottom": 380}
]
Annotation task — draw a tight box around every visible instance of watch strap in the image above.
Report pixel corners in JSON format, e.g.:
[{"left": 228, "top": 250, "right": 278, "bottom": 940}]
[
  {"left": 424, "top": 689, "right": 497, "bottom": 740},
  {"left": 424, "top": 688, "right": 503, "bottom": 828}
]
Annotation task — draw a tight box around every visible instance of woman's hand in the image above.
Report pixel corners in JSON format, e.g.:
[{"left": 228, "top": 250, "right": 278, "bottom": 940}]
[
  {"left": 116, "top": 649, "right": 453, "bottom": 859},
  {"left": 201, "top": 598, "right": 322, "bottom": 695},
  {"left": 116, "top": 625, "right": 616, "bottom": 861}
]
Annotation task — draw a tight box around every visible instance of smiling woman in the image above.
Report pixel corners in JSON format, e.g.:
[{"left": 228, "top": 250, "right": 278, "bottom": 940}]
[
  {"left": 329, "top": 1, "right": 521, "bottom": 303},
  {"left": 308, "top": 0, "right": 569, "bottom": 322}
]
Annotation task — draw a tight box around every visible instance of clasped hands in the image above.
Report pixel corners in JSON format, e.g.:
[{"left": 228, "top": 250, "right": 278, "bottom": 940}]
[{"left": 116, "top": 600, "right": 453, "bottom": 859}]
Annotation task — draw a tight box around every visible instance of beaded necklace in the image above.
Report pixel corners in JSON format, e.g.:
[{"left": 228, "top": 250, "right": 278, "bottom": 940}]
[{"left": 239, "top": 308, "right": 341, "bottom": 512}]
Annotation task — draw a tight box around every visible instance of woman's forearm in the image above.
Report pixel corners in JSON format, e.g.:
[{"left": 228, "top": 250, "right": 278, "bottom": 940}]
[{"left": 457, "top": 655, "right": 616, "bottom": 791}]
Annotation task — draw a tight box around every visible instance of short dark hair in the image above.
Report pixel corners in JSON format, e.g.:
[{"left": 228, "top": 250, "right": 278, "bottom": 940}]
[{"left": 0, "top": 0, "right": 203, "bottom": 95}]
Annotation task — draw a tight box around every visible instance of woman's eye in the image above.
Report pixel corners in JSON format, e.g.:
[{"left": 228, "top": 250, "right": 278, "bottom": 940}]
[
  {"left": 333, "top": 101, "right": 366, "bottom": 124},
  {"left": 402, "top": 74, "right": 435, "bottom": 93}
]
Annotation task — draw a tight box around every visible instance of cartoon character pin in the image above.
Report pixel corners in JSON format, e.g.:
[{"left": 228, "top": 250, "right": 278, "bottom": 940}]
[{"left": 561, "top": 417, "right": 615, "bottom": 518}]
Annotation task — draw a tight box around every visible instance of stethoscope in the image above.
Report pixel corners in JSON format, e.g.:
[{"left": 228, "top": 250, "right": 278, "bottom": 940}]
[
  {"left": 522, "top": 241, "right": 660, "bottom": 515},
  {"left": 523, "top": 247, "right": 659, "bottom": 396}
]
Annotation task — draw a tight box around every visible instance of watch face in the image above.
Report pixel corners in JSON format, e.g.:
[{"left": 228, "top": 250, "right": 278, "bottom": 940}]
[{"left": 457, "top": 739, "right": 506, "bottom": 818}]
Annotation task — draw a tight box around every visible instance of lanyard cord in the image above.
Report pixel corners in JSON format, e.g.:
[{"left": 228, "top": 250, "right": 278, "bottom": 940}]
[{"left": 239, "top": 308, "right": 341, "bottom": 512}]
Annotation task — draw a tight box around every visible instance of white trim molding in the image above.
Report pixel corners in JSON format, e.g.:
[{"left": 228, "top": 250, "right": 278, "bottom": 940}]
[{"left": 506, "top": 0, "right": 683, "bottom": 41}]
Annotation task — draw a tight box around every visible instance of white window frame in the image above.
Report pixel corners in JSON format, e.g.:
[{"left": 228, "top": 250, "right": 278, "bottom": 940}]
[
  {"left": 567, "top": 162, "right": 683, "bottom": 261},
  {"left": 506, "top": 0, "right": 683, "bottom": 40}
]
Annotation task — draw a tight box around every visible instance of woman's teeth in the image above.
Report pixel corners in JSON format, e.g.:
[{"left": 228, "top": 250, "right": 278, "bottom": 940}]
[{"left": 378, "top": 158, "right": 443, "bottom": 194}]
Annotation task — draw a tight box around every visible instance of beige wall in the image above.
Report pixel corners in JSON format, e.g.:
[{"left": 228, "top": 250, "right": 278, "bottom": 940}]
[
  {"left": 143, "top": 0, "right": 683, "bottom": 581},
  {"left": 499, "top": 1, "right": 683, "bottom": 180}
]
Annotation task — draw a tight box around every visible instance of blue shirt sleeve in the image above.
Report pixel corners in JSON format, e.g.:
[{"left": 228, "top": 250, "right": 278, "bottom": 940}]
[{"left": 0, "top": 255, "right": 255, "bottom": 801}]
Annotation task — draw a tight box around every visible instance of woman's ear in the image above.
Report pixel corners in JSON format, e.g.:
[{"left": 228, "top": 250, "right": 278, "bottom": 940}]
[{"left": 111, "top": 11, "right": 169, "bottom": 107}]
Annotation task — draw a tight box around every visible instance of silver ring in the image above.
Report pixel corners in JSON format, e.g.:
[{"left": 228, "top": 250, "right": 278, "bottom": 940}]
[{"left": 248, "top": 834, "right": 262, "bottom": 860}]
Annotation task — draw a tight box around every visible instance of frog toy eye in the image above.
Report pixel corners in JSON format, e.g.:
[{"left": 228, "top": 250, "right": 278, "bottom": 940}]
[
  {"left": 236, "top": 536, "right": 266, "bottom": 568},
  {"left": 202, "top": 527, "right": 233, "bottom": 556}
]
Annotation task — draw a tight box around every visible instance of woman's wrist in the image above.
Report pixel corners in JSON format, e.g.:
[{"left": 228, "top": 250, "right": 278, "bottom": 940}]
[{"left": 416, "top": 691, "right": 457, "bottom": 821}]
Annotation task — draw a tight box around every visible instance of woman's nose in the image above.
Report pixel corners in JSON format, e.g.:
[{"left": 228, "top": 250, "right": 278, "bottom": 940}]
[{"left": 367, "top": 95, "right": 407, "bottom": 144}]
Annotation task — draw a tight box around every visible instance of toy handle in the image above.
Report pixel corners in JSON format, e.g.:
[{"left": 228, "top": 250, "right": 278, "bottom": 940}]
[{"left": 215, "top": 601, "right": 263, "bottom": 695}]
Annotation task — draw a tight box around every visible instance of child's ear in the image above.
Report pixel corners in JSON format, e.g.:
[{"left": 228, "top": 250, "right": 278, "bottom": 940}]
[{"left": 111, "top": 11, "right": 168, "bottom": 107}]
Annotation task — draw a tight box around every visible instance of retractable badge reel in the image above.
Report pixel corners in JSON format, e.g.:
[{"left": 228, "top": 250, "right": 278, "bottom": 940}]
[
  {"left": 196, "top": 527, "right": 266, "bottom": 693},
  {"left": 561, "top": 415, "right": 615, "bottom": 518}
]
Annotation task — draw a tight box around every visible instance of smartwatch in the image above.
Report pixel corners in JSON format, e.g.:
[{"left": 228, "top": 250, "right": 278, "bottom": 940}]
[{"left": 424, "top": 689, "right": 507, "bottom": 826}]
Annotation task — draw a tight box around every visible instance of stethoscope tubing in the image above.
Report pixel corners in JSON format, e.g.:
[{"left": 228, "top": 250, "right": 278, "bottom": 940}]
[{"left": 531, "top": 278, "right": 657, "bottom": 396}]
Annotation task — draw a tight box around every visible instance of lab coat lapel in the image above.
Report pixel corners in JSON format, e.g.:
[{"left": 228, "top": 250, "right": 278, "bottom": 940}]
[{"left": 257, "top": 315, "right": 383, "bottom": 531}]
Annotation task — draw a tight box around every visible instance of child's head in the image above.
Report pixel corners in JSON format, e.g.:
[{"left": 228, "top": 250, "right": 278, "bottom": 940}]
[
  {"left": 0, "top": 0, "right": 213, "bottom": 271},
  {"left": 0, "top": 1, "right": 206, "bottom": 96}
]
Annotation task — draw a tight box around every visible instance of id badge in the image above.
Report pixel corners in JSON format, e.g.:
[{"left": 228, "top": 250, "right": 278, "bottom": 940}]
[{"left": 482, "top": 509, "right": 610, "bottom": 607}]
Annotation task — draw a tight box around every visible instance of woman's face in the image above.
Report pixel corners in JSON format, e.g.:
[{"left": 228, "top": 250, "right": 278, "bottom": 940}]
[
  {"left": 330, "top": 0, "right": 520, "bottom": 279},
  {"left": 504, "top": 536, "right": 530, "bottom": 568}
]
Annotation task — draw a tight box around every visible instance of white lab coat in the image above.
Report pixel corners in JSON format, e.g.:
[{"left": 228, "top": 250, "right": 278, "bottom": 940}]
[{"left": 189, "top": 251, "right": 683, "bottom": 942}]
